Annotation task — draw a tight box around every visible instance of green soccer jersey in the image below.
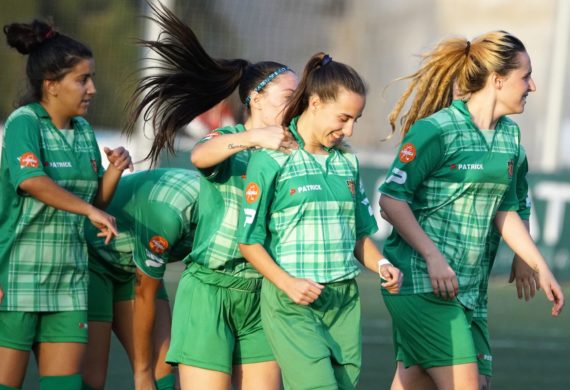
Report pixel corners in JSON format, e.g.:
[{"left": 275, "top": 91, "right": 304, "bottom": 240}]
[
  {"left": 239, "top": 117, "right": 378, "bottom": 283},
  {"left": 0, "top": 103, "right": 104, "bottom": 312},
  {"left": 474, "top": 148, "right": 530, "bottom": 318},
  {"left": 85, "top": 169, "right": 200, "bottom": 280},
  {"left": 379, "top": 100, "right": 520, "bottom": 309},
  {"left": 185, "top": 125, "right": 260, "bottom": 278}
]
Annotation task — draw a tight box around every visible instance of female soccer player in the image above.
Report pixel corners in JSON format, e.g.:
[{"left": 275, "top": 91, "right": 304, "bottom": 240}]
[
  {"left": 81, "top": 169, "right": 200, "bottom": 390},
  {"left": 378, "top": 31, "right": 564, "bottom": 390},
  {"left": 239, "top": 52, "right": 403, "bottom": 390},
  {"left": 124, "top": 4, "right": 298, "bottom": 389},
  {"left": 0, "top": 19, "right": 131, "bottom": 390}
]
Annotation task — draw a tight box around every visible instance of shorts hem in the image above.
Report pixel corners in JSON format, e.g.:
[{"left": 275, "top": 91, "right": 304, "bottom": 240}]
[
  {"left": 0, "top": 340, "right": 32, "bottom": 351},
  {"left": 87, "top": 315, "right": 113, "bottom": 322},
  {"left": 235, "top": 354, "right": 275, "bottom": 366},
  {"left": 401, "top": 355, "right": 477, "bottom": 369},
  {"left": 35, "top": 337, "right": 88, "bottom": 344},
  {"left": 166, "top": 357, "right": 231, "bottom": 375}
]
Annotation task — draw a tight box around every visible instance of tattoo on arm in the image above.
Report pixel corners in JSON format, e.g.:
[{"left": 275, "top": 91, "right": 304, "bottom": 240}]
[{"left": 227, "top": 143, "right": 248, "bottom": 150}]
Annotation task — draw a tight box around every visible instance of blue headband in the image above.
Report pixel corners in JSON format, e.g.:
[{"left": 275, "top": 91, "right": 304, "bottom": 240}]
[{"left": 244, "top": 67, "right": 289, "bottom": 107}]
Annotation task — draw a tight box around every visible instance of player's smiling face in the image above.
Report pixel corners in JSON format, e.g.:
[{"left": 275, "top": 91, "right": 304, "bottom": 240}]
[
  {"left": 310, "top": 88, "right": 365, "bottom": 149},
  {"left": 496, "top": 51, "right": 536, "bottom": 115}
]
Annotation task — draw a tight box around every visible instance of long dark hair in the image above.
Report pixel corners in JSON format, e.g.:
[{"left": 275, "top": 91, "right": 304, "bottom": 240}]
[
  {"left": 3, "top": 19, "right": 93, "bottom": 106},
  {"left": 282, "top": 52, "right": 367, "bottom": 127},
  {"left": 125, "top": 2, "right": 289, "bottom": 165}
]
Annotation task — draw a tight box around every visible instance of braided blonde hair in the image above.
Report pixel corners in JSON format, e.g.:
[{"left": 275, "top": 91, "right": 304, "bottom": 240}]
[{"left": 389, "top": 31, "right": 526, "bottom": 137}]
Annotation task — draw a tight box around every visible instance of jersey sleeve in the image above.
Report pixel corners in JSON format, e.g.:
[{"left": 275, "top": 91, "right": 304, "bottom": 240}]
[
  {"left": 3, "top": 112, "right": 47, "bottom": 191},
  {"left": 238, "top": 151, "right": 280, "bottom": 245},
  {"left": 515, "top": 155, "right": 531, "bottom": 220},
  {"left": 354, "top": 157, "right": 379, "bottom": 239},
  {"left": 193, "top": 127, "right": 234, "bottom": 180},
  {"left": 133, "top": 203, "right": 184, "bottom": 279},
  {"left": 378, "top": 119, "right": 444, "bottom": 202}
]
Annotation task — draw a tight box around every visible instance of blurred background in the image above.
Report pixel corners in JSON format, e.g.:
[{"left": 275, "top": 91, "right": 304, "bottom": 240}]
[{"left": 1, "top": 0, "right": 569, "bottom": 389}]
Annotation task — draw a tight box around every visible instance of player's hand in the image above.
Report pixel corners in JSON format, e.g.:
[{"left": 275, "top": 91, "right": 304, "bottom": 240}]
[
  {"left": 250, "top": 126, "right": 298, "bottom": 153},
  {"left": 104, "top": 146, "right": 134, "bottom": 172},
  {"left": 537, "top": 267, "right": 565, "bottom": 317},
  {"left": 134, "top": 370, "right": 157, "bottom": 390},
  {"left": 379, "top": 264, "right": 403, "bottom": 294},
  {"left": 282, "top": 276, "right": 324, "bottom": 305},
  {"left": 87, "top": 206, "right": 118, "bottom": 244},
  {"left": 509, "top": 255, "right": 540, "bottom": 301},
  {"left": 425, "top": 253, "right": 458, "bottom": 300}
]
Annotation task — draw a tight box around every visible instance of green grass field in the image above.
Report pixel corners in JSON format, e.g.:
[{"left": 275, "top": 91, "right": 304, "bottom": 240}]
[{"left": 21, "top": 268, "right": 570, "bottom": 389}]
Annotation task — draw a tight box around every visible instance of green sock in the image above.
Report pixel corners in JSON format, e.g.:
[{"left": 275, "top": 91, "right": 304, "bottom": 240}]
[
  {"left": 155, "top": 373, "right": 176, "bottom": 390},
  {"left": 0, "top": 383, "right": 20, "bottom": 390},
  {"left": 40, "top": 374, "right": 82, "bottom": 390}
]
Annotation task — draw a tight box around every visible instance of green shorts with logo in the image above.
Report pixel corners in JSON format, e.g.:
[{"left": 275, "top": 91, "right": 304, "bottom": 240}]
[
  {"left": 383, "top": 293, "right": 477, "bottom": 369},
  {"left": 261, "top": 278, "right": 361, "bottom": 390},
  {"left": 471, "top": 316, "right": 492, "bottom": 376},
  {"left": 0, "top": 310, "right": 88, "bottom": 350},
  {"left": 166, "top": 262, "right": 273, "bottom": 374},
  {"left": 88, "top": 254, "right": 169, "bottom": 322}
]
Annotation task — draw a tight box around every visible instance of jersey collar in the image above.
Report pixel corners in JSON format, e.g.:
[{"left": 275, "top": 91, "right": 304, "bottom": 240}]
[
  {"left": 29, "top": 102, "right": 83, "bottom": 129},
  {"left": 451, "top": 99, "right": 507, "bottom": 129},
  {"left": 288, "top": 116, "right": 334, "bottom": 153}
]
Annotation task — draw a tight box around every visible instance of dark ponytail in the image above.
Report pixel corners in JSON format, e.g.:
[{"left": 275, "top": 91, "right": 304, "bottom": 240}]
[
  {"left": 124, "top": 2, "right": 290, "bottom": 166},
  {"left": 282, "top": 52, "right": 366, "bottom": 126},
  {"left": 4, "top": 19, "right": 92, "bottom": 106}
]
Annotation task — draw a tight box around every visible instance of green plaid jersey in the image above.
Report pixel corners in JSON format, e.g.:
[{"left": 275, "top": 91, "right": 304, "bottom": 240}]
[
  {"left": 85, "top": 169, "right": 199, "bottom": 280},
  {"left": 0, "top": 103, "right": 104, "bottom": 312},
  {"left": 379, "top": 100, "right": 520, "bottom": 309},
  {"left": 185, "top": 124, "right": 260, "bottom": 278},
  {"left": 474, "top": 148, "right": 530, "bottom": 318},
  {"left": 239, "top": 117, "right": 378, "bottom": 283}
]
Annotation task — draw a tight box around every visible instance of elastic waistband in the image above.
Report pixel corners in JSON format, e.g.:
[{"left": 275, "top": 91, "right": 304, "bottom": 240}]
[{"left": 184, "top": 262, "right": 262, "bottom": 292}]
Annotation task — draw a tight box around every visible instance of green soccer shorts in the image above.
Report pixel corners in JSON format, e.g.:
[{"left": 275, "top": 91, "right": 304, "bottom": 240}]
[
  {"left": 471, "top": 316, "right": 492, "bottom": 377},
  {"left": 261, "top": 278, "right": 361, "bottom": 390},
  {"left": 383, "top": 293, "right": 477, "bottom": 369},
  {"left": 88, "top": 254, "right": 168, "bottom": 322},
  {"left": 166, "top": 262, "right": 273, "bottom": 374},
  {"left": 0, "top": 310, "right": 88, "bottom": 350}
]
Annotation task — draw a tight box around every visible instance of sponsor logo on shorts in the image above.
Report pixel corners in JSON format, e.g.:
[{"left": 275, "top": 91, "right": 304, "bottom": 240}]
[
  {"left": 385, "top": 167, "right": 407, "bottom": 185},
  {"left": 477, "top": 353, "right": 493, "bottom": 362},
  {"left": 245, "top": 182, "right": 260, "bottom": 203},
  {"left": 346, "top": 179, "right": 356, "bottom": 196},
  {"left": 244, "top": 208, "right": 256, "bottom": 225},
  {"left": 149, "top": 236, "right": 169, "bottom": 254},
  {"left": 19, "top": 152, "right": 39, "bottom": 168},
  {"left": 399, "top": 143, "right": 416, "bottom": 163}
]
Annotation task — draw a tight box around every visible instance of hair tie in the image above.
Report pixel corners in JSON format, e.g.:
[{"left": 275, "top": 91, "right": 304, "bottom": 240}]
[
  {"left": 464, "top": 41, "right": 471, "bottom": 56},
  {"left": 244, "top": 66, "right": 289, "bottom": 107},
  {"left": 44, "top": 28, "right": 56, "bottom": 40},
  {"left": 321, "top": 54, "right": 332, "bottom": 66}
]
